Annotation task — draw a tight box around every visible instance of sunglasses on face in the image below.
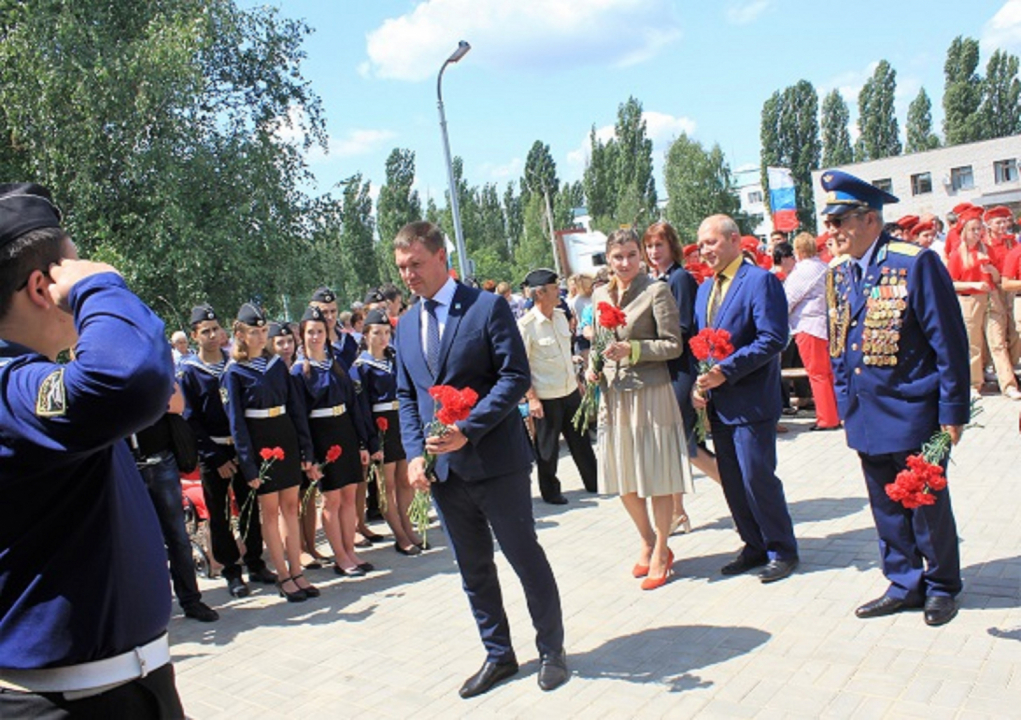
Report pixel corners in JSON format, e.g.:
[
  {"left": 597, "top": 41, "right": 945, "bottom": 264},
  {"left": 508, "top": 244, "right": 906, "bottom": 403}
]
[{"left": 823, "top": 210, "right": 869, "bottom": 229}]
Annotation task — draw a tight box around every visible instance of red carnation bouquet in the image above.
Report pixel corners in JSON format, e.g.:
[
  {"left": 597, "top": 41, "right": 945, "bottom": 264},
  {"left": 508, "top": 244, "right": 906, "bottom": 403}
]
[
  {"left": 410, "top": 385, "right": 479, "bottom": 542},
  {"left": 368, "top": 416, "right": 390, "bottom": 512},
  {"left": 573, "top": 301, "right": 627, "bottom": 432},
  {"left": 885, "top": 401, "right": 983, "bottom": 509},
  {"left": 301, "top": 444, "right": 342, "bottom": 515},
  {"left": 689, "top": 328, "right": 735, "bottom": 442},
  {"left": 235, "top": 446, "right": 285, "bottom": 540}
]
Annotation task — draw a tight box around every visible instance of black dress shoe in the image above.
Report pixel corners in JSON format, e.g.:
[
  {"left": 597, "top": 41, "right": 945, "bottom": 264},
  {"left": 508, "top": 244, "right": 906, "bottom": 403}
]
[
  {"left": 226, "top": 576, "right": 250, "bottom": 598},
  {"left": 458, "top": 659, "right": 519, "bottom": 699},
  {"left": 759, "top": 558, "right": 798, "bottom": 584},
  {"left": 395, "top": 542, "right": 422, "bottom": 556},
  {"left": 924, "top": 596, "right": 958, "bottom": 626},
  {"left": 720, "top": 554, "right": 768, "bottom": 576},
  {"left": 334, "top": 564, "right": 366, "bottom": 577},
  {"left": 809, "top": 423, "right": 840, "bottom": 431},
  {"left": 544, "top": 495, "right": 569, "bottom": 506},
  {"left": 855, "top": 595, "right": 921, "bottom": 619},
  {"left": 357, "top": 562, "right": 375, "bottom": 573},
  {"left": 248, "top": 567, "right": 278, "bottom": 585},
  {"left": 537, "top": 650, "right": 569, "bottom": 691},
  {"left": 182, "top": 601, "right": 219, "bottom": 622}
]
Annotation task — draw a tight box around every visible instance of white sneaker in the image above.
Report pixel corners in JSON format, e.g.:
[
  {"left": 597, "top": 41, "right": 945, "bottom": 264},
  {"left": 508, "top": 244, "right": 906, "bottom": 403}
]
[
  {"left": 1006, "top": 388, "right": 1021, "bottom": 401},
  {"left": 970, "top": 388, "right": 982, "bottom": 401}
]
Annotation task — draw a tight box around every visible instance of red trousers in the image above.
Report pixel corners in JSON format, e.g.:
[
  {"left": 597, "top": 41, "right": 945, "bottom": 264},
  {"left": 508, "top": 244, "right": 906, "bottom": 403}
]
[{"left": 795, "top": 333, "right": 840, "bottom": 428}]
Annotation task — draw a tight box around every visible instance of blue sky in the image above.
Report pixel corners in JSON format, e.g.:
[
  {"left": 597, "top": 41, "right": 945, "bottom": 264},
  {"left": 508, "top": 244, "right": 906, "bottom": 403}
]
[{"left": 246, "top": 0, "right": 1021, "bottom": 206}]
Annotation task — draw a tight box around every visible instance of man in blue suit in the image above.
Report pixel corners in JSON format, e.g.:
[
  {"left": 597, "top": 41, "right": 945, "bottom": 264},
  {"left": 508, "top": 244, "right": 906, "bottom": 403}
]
[
  {"left": 693, "top": 214, "right": 799, "bottom": 583},
  {"left": 821, "top": 171, "right": 970, "bottom": 626},
  {"left": 392, "top": 221, "right": 568, "bottom": 698}
]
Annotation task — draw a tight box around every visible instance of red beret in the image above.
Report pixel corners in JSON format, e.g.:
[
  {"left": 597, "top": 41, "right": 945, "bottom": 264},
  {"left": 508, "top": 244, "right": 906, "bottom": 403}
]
[
  {"left": 682, "top": 243, "right": 699, "bottom": 258},
  {"left": 896, "top": 215, "right": 919, "bottom": 231},
  {"left": 909, "top": 220, "right": 935, "bottom": 237},
  {"left": 984, "top": 205, "right": 1014, "bottom": 222},
  {"left": 952, "top": 202, "right": 975, "bottom": 216},
  {"left": 958, "top": 206, "right": 985, "bottom": 225},
  {"left": 740, "top": 236, "right": 759, "bottom": 252}
]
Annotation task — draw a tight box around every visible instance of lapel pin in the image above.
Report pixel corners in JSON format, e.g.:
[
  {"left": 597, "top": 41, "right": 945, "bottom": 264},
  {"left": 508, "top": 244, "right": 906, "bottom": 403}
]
[{"left": 454, "top": 303, "right": 461, "bottom": 310}]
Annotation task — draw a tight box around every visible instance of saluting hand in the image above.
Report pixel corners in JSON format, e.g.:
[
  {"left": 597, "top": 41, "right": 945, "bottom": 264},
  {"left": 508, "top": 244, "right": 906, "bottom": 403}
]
[
  {"left": 408, "top": 456, "right": 430, "bottom": 492},
  {"left": 47, "top": 259, "right": 120, "bottom": 311}
]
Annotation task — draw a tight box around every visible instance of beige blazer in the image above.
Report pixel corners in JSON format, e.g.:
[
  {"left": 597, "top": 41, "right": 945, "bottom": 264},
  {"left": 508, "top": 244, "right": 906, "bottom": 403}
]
[{"left": 589, "top": 273, "right": 682, "bottom": 391}]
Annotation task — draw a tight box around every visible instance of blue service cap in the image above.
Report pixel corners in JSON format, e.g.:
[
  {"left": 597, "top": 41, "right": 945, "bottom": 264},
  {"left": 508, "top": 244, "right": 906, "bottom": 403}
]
[{"left": 819, "top": 170, "right": 898, "bottom": 216}]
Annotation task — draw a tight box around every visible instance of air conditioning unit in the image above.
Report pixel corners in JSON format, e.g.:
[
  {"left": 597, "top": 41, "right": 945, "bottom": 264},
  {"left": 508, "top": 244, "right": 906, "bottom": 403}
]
[{"left": 941, "top": 175, "right": 952, "bottom": 187}]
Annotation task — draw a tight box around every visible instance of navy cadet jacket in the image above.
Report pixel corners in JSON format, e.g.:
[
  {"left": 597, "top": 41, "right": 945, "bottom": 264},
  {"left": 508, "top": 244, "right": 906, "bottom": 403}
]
[
  {"left": 220, "top": 355, "right": 315, "bottom": 483},
  {"left": 290, "top": 358, "right": 377, "bottom": 454},
  {"left": 829, "top": 234, "right": 970, "bottom": 455},
  {"left": 332, "top": 331, "right": 359, "bottom": 372},
  {"left": 395, "top": 282, "right": 533, "bottom": 482},
  {"left": 179, "top": 349, "right": 233, "bottom": 469},
  {"left": 694, "top": 260, "right": 789, "bottom": 425},
  {"left": 0, "top": 273, "right": 174, "bottom": 669},
  {"left": 355, "top": 350, "right": 399, "bottom": 406}
]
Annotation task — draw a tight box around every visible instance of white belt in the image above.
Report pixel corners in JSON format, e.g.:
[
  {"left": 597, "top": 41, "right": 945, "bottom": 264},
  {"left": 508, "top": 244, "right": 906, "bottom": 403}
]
[
  {"left": 309, "top": 404, "right": 346, "bottom": 419},
  {"left": 372, "top": 401, "right": 399, "bottom": 412},
  {"left": 244, "top": 406, "right": 286, "bottom": 419},
  {"left": 210, "top": 435, "right": 233, "bottom": 445},
  {"left": 0, "top": 633, "right": 170, "bottom": 695}
]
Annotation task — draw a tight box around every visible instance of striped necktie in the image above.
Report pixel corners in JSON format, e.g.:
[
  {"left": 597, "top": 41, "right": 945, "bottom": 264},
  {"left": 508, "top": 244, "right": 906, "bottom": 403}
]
[{"left": 425, "top": 298, "right": 441, "bottom": 374}]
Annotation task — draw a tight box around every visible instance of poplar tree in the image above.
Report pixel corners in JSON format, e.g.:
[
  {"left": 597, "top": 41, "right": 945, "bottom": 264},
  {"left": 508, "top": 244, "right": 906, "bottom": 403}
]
[
  {"left": 855, "top": 60, "right": 901, "bottom": 161},
  {"left": 905, "top": 89, "right": 941, "bottom": 153},
  {"left": 820, "top": 90, "right": 854, "bottom": 167},
  {"left": 943, "top": 36, "right": 983, "bottom": 145}
]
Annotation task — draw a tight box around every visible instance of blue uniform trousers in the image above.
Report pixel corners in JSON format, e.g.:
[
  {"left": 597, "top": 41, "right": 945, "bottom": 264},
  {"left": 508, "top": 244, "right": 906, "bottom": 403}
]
[
  {"left": 431, "top": 468, "right": 564, "bottom": 662},
  {"left": 859, "top": 451, "right": 961, "bottom": 601}
]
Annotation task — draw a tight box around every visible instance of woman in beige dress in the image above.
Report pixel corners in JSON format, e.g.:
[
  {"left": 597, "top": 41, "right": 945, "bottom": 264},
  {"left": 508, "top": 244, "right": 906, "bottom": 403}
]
[{"left": 588, "top": 229, "right": 693, "bottom": 590}]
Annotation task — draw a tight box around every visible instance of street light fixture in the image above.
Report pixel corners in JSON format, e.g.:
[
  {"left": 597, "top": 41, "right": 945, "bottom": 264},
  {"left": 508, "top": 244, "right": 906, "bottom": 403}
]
[{"left": 437, "top": 40, "right": 471, "bottom": 280}]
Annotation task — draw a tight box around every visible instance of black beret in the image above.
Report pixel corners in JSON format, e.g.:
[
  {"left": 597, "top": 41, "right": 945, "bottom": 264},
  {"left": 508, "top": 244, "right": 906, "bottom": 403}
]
[
  {"left": 301, "top": 305, "right": 327, "bottom": 324},
  {"left": 189, "top": 304, "right": 217, "bottom": 326},
  {"left": 237, "top": 302, "right": 267, "bottom": 327},
  {"left": 522, "top": 268, "right": 558, "bottom": 288},
  {"left": 363, "top": 308, "right": 390, "bottom": 327},
  {"left": 363, "top": 288, "right": 385, "bottom": 305},
  {"left": 0, "top": 183, "right": 63, "bottom": 250},
  {"left": 268, "top": 321, "right": 293, "bottom": 338},
  {"left": 311, "top": 286, "right": 336, "bottom": 303}
]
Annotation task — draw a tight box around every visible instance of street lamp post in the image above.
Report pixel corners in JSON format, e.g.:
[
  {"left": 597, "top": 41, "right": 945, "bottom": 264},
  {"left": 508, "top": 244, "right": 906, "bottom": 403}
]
[{"left": 437, "top": 40, "right": 471, "bottom": 280}]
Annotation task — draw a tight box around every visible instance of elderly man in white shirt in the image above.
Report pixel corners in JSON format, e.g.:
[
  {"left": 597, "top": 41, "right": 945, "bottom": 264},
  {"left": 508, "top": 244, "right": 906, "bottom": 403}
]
[
  {"left": 518, "top": 269, "right": 598, "bottom": 504},
  {"left": 784, "top": 233, "right": 840, "bottom": 430}
]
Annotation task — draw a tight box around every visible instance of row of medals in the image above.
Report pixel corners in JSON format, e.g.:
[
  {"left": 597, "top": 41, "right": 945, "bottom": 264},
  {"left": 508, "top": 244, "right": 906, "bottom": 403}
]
[{"left": 862, "top": 268, "right": 908, "bottom": 366}]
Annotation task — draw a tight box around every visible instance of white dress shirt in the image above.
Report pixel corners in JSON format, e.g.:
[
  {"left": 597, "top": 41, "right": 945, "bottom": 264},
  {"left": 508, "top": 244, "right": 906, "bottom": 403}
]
[{"left": 420, "top": 276, "right": 458, "bottom": 357}]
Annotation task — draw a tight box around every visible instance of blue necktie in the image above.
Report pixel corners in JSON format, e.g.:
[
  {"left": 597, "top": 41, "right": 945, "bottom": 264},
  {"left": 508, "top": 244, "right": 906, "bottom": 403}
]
[{"left": 425, "top": 298, "right": 441, "bottom": 374}]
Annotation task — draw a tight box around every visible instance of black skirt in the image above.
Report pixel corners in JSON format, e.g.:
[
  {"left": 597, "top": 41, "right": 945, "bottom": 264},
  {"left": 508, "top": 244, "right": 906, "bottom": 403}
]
[
  {"left": 309, "top": 414, "right": 364, "bottom": 491},
  {"left": 246, "top": 414, "right": 302, "bottom": 496},
  {"left": 374, "top": 409, "right": 406, "bottom": 463}
]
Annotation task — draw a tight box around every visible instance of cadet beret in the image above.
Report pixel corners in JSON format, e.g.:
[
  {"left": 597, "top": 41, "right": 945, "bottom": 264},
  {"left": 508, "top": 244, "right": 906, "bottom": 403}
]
[
  {"left": 522, "top": 268, "right": 558, "bottom": 288},
  {"left": 958, "top": 206, "right": 985, "bottom": 225},
  {"left": 984, "top": 206, "right": 1013, "bottom": 222},
  {"left": 740, "top": 236, "right": 760, "bottom": 253},
  {"left": 301, "top": 305, "right": 326, "bottom": 324},
  {"left": 311, "top": 286, "right": 336, "bottom": 303},
  {"left": 267, "top": 321, "right": 292, "bottom": 338},
  {"left": 363, "top": 308, "right": 390, "bottom": 326},
  {"left": 682, "top": 243, "right": 699, "bottom": 258},
  {"left": 0, "top": 182, "right": 63, "bottom": 250},
  {"left": 952, "top": 202, "right": 975, "bottom": 216},
  {"left": 363, "top": 288, "right": 385, "bottom": 305},
  {"left": 819, "top": 170, "right": 898, "bottom": 215},
  {"left": 896, "top": 215, "right": 920, "bottom": 231},
  {"left": 909, "top": 220, "right": 935, "bottom": 237},
  {"left": 189, "top": 304, "right": 217, "bottom": 326},
  {"left": 237, "top": 302, "right": 267, "bottom": 327}
]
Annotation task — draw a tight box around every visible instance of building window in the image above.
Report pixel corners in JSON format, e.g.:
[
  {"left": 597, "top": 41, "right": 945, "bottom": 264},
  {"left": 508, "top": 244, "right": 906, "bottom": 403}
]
[
  {"left": 911, "top": 172, "right": 932, "bottom": 196},
  {"left": 950, "top": 165, "right": 974, "bottom": 191},
  {"left": 873, "top": 178, "right": 893, "bottom": 193},
  {"left": 746, "top": 190, "right": 763, "bottom": 204},
  {"left": 994, "top": 159, "right": 1019, "bottom": 184}
]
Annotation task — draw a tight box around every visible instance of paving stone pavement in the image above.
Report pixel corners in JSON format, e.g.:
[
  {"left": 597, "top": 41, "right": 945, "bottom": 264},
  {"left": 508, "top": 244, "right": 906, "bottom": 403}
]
[{"left": 171, "top": 397, "right": 1021, "bottom": 719}]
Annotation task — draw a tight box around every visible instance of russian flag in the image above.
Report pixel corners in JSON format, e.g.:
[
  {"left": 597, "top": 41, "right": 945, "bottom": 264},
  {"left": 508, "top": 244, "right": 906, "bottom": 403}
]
[{"left": 767, "top": 167, "right": 799, "bottom": 232}]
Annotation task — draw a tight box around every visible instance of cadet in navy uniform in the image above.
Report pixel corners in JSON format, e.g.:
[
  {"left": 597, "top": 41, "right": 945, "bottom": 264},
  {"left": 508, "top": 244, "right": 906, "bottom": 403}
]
[
  {"left": 179, "top": 304, "right": 277, "bottom": 599},
  {"left": 291, "top": 305, "right": 378, "bottom": 576},
  {"left": 355, "top": 308, "right": 423, "bottom": 554},
  {"left": 0, "top": 183, "right": 182, "bottom": 716},
  {"left": 310, "top": 286, "right": 359, "bottom": 371},
  {"left": 821, "top": 170, "right": 970, "bottom": 626},
  {"left": 221, "top": 303, "right": 322, "bottom": 602}
]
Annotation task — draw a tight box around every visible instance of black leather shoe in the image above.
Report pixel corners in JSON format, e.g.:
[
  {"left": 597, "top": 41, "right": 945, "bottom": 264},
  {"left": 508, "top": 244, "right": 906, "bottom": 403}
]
[
  {"left": 458, "top": 659, "right": 519, "bottom": 699},
  {"left": 248, "top": 567, "right": 278, "bottom": 585},
  {"left": 720, "top": 554, "right": 768, "bottom": 576},
  {"left": 809, "top": 423, "right": 840, "bottom": 431},
  {"left": 226, "top": 576, "right": 250, "bottom": 598},
  {"left": 182, "top": 601, "right": 219, "bottom": 622},
  {"left": 334, "top": 564, "right": 366, "bottom": 577},
  {"left": 537, "top": 650, "right": 569, "bottom": 691},
  {"left": 924, "top": 596, "right": 958, "bottom": 626},
  {"left": 759, "top": 557, "right": 798, "bottom": 584},
  {"left": 544, "top": 495, "right": 569, "bottom": 506},
  {"left": 855, "top": 595, "right": 920, "bottom": 619}
]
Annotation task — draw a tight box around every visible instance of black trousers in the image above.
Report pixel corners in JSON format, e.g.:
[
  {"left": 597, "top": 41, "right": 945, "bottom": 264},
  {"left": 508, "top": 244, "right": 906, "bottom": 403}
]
[
  {"left": 532, "top": 389, "right": 598, "bottom": 499},
  {"left": 0, "top": 663, "right": 184, "bottom": 719},
  {"left": 199, "top": 459, "right": 265, "bottom": 579}
]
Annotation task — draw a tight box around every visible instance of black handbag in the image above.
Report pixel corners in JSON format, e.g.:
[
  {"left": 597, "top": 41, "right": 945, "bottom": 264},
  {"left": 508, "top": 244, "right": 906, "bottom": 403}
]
[{"left": 166, "top": 413, "right": 198, "bottom": 474}]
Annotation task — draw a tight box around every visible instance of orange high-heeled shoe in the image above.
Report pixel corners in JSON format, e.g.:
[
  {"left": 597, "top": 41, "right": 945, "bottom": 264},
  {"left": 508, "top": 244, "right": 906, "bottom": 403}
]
[{"left": 640, "top": 550, "right": 674, "bottom": 591}]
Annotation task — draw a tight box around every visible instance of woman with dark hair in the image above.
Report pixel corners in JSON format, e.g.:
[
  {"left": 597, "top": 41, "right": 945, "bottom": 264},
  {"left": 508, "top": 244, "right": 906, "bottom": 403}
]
[
  {"left": 588, "top": 229, "right": 693, "bottom": 590},
  {"left": 268, "top": 322, "right": 296, "bottom": 368},
  {"left": 221, "top": 303, "right": 321, "bottom": 602},
  {"left": 643, "top": 222, "right": 721, "bottom": 534},
  {"left": 292, "top": 306, "right": 381, "bottom": 577}
]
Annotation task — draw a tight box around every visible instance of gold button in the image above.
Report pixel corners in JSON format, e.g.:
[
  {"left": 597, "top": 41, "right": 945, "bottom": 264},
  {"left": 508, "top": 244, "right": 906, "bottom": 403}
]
[{"left": 854, "top": 368, "right": 862, "bottom": 375}]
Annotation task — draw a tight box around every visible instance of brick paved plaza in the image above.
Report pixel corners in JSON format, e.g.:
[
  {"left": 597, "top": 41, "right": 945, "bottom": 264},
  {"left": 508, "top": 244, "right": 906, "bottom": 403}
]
[{"left": 171, "top": 397, "right": 1021, "bottom": 719}]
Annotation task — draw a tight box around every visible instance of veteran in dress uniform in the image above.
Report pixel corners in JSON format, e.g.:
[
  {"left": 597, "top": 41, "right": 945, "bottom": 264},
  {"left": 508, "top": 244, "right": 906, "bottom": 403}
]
[
  {"left": 0, "top": 184, "right": 182, "bottom": 716},
  {"left": 821, "top": 170, "right": 971, "bottom": 627}
]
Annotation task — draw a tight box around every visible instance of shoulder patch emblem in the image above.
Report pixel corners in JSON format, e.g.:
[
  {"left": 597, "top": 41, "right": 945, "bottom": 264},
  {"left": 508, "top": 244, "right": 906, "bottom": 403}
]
[
  {"left": 220, "top": 386, "right": 229, "bottom": 406},
  {"left": 36, "top": 368, "right": 67, "bottom": 417},
  {"left": 888, "top": 241, "right": 922, "bottom": 257}
]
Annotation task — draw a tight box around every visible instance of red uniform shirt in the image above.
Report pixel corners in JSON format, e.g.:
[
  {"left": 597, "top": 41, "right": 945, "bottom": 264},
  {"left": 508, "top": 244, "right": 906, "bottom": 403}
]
[
  {"left": 985, "top": 234, "right": 1016, "bottom": 272},
  {"left": 946, "top": 245, "right": 993, "bottom": 294},
  {"left": 1002, "top": 241, "right": 1021, "bottom": 281}
]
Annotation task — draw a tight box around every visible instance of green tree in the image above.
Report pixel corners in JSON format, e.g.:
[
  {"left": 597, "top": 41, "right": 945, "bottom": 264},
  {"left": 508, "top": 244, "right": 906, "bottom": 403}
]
[
  {"left": 513, "top": 194, "right": 555, "bottom": 278},
  {"left": 760, "top": 80, "right": 821, "bottom": 232},
  {"left": 337, "top": 174, "right": 378, "bottom": 306},
  {"left": 905, "top": 88, "right": 941, "bottom": 153},
  {"left": 855, "top": 60, "right": 901, "bottom": 161},
  {"left": 612, "top": 97, "right": 657, "bottom": 228},
  {"left": 979, "top": 49, "right": 1021, "bottom": 139},
  {"left": 376, "top": 147, "right": 421, "bottom": 285},
  {"left": 663, "top": 133, "right": 739, "bottom": 243},
  {"left": 521, "top": 140, "right": 559, "bottom": 203},
  {"left": 582, "top": 126, "right": 618, "bottom": 232},
  {"left": 943, "top": 36, "right": 983, "bottom": 145},
  {"left": 820, "top": 90, "right": 854, "bottom": 166},
  {"left": 502, "top": 182, "right": 523, "bottom": 252}
]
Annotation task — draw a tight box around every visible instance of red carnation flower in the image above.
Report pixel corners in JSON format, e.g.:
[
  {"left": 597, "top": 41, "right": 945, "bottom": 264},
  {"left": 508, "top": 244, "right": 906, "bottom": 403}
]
[
  {"left": 596, "top": 301, "right": 627, "bottom": 330},
  {"left": 325, "top": 445, "right": 342, "bottom": 464},
  {"left": 259, "top": 447, "right": 274, "bottom": 461},
  {"left": 272, "top": 447, "right": 285, "bottom": 461},
  {"left": 376, "top": 417, "right": 389, "bottom": 433},
  {"left": 431, "top": 385, "right": 478, "bottom": 425}
]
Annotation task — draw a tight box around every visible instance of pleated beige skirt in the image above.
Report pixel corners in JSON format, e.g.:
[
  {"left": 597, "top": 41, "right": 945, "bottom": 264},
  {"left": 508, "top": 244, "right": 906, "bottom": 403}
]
[{"left": 596, "top": 381, "right": 694, "bottom": 499}]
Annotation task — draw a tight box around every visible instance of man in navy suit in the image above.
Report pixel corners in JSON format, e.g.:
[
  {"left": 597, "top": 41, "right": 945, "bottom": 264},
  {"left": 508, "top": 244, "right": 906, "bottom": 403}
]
[
  {"left": 821, "top": 171, "right": 969, "bottom": 626},
  {"left": 392, "top": 221, "right": 568, "bottom": 698},
  {"left": 692, "top": 214, "right": 799, "bottom": 583}
]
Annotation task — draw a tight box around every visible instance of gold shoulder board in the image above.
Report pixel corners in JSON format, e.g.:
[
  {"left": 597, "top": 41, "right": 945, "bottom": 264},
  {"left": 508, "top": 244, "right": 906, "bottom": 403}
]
[{"left": 888, "top": 242, "right": 922, "bottom": 257}]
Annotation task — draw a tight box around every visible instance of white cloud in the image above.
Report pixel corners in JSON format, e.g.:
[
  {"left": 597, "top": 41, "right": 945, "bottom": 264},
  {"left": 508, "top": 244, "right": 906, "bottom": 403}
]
[
  {"left": 982, "top": 0, "right": 1021, "bottom": 53},
  {"left": 479, "top": 157, "right": 523, "bottom": 181},
  {"left": 363, "top": 0, "right": 681, "bottom": 82},
  {"left": 725, "top": 0, "right": 771, "bottom": 25},
  {"left": 330, "top": 129, "right": 397, "bottom": 158},
  {"left": 820, "top": 61, "right": 880, "bottom": 105},
  {"left": 563, "top": 111, "right": 696, "bottom": 180}
]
